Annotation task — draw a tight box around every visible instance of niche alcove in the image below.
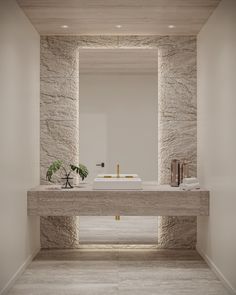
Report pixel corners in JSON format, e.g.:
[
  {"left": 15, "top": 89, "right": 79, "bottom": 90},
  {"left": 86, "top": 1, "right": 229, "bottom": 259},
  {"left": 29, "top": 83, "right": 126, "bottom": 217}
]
[{"left": 40, "top": 36, "right": 197, "bottom": 249}]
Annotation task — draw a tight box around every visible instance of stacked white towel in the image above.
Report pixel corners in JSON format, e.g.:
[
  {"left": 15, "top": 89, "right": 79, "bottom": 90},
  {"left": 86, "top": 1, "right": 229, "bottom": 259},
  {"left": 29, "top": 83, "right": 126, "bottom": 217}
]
[{"left": 179, "top": 177, "right": 200, "bottom": 191}]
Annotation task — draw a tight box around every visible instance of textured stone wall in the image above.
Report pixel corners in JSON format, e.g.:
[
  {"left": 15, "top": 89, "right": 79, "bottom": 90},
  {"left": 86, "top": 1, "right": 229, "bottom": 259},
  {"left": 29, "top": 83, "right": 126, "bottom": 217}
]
[
  {"left": 157, "top": 37, "right": 197, "bottom": 249},
  {"left": 40, "top": 36, "right": 197, "bottom": 249},
  {"left": 158, "top": 37, "right": 197, "bottom": 183},
  {"left": 40, "top": 37, "right": 79, "bottom": 248}
]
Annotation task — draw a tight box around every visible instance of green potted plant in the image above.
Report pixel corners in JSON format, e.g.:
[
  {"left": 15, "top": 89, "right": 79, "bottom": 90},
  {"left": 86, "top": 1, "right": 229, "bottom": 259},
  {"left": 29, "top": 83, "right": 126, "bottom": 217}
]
[{"left": 46, "top": 160, "right": 89, "bottom": 189}]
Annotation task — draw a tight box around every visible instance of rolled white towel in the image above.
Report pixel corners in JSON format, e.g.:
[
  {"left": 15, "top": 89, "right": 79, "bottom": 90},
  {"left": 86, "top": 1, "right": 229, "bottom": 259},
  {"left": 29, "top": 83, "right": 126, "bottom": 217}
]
[
  {"left": 179, "top": 182, "right": 200, "bottom": 191},
  {"left": 182, "top": 177, "right": 199, "bottom": 185}
]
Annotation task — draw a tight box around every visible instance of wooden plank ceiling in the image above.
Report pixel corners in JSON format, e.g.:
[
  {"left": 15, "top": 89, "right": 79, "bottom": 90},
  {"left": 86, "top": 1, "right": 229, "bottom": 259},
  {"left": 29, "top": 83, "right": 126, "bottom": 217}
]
[
  {"left": 80, "top": 49, "right": 158, "bottom": 74},
  {"left": 16, "top": 0, "right": 221, "bottom": 35}
]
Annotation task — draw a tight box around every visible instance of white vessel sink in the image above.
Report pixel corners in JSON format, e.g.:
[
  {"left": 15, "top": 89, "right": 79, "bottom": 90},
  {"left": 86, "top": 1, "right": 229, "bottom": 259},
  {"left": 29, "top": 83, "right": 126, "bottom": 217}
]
[{"left": 93, "top": 174, "right": 142, "bottom": 190}]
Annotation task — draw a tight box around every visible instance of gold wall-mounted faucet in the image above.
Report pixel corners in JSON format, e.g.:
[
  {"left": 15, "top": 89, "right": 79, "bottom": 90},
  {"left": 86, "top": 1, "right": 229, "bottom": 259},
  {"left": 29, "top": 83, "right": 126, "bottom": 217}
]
[{"left": 116, "top": 164, "right": 120, "bottom": 178}]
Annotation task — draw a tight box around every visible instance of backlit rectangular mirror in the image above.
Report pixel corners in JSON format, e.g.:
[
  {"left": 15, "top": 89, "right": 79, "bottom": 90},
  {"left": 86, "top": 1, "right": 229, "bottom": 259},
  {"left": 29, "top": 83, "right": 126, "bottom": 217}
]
[{"left": 79, "top": 48, "right": 159, "bottom": 246}]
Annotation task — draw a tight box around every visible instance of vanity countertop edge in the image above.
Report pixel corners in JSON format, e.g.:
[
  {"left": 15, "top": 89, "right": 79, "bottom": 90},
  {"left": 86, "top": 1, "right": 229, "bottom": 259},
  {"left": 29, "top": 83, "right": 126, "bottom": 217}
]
[{"left": 27, "top": 183, "right": 209, "bottom": 217}]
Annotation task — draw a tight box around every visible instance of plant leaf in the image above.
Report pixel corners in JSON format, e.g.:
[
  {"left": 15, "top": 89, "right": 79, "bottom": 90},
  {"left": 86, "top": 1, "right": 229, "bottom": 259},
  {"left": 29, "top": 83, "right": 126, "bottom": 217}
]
[
  {"left": 46, "top": 160, "right": 63, "bottom": 182},
  {"left": 70, "top": 164, "right": 89, "bottom": 181}
]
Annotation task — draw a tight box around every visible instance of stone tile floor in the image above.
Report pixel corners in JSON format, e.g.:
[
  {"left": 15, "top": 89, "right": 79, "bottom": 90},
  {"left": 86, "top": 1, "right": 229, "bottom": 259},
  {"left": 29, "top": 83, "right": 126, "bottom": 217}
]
[{"left": 8, "top": 249, "right": 229, "bottom": 295}]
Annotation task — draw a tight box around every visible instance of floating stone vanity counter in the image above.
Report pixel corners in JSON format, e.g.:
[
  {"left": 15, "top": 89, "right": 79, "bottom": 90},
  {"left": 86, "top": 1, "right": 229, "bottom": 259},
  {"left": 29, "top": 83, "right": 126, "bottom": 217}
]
[{"left": 28, "top": 183, "right": 209, "bottom": 217}]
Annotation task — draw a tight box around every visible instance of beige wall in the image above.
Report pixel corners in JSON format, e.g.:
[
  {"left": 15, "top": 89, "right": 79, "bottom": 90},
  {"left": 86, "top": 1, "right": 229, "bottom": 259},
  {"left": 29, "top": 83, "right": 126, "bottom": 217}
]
[
  {"left": 197, "top": 0, "right": 236, "bottom": 293},
  {"left": 0, "top": 0, "right": 40, "bottom": 293}
]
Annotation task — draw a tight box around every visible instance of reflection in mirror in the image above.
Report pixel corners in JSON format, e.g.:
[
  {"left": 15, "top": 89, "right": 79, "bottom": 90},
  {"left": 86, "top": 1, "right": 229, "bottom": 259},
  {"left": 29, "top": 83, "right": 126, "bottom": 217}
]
[
  {"left": 79, "top": 49, "right": 158, "bottom": 182},
  {"left": 79, "top": 49, "right": 159, "bottom": 246}
]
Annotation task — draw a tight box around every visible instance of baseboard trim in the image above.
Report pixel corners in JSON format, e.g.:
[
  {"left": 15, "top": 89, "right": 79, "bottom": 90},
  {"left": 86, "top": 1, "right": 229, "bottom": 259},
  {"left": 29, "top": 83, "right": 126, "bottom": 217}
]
[
  {"left": 196, "top": 245, "right": 236, "bottom": 295},
  {"left": 0, "top": 247, "right": 40, "bottom": 295}
]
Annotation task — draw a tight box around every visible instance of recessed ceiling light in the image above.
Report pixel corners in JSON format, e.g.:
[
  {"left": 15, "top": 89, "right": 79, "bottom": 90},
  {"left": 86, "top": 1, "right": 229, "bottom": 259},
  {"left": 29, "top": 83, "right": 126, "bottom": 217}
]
[
  {"left": 61, "top": 25, "right": 69, "bottom": 29},
  {"left": 168, "top": 25, "right": 175, "bottom": 29},
  {"left": 116, "top": 25, "right": 122, "bottom": 29}
]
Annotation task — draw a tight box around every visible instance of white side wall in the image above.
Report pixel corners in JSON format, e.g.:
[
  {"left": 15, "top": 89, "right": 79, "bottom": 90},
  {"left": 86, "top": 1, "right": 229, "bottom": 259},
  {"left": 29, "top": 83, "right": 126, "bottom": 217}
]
[
  {"left": 197, "top": 0, "right": 236, "bottom": 293},
  {"left": 0, "top": 0, "right": 40, "bottom": 293},
  {"left": 80, "top": 74, "right": 158, "bottom": 181}
]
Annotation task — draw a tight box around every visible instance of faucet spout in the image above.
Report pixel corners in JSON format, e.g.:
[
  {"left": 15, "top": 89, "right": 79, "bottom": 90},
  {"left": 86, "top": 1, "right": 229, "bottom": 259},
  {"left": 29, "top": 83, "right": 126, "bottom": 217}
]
[{"left": 116, "top": 164, "right": 120, "bottom": 178}]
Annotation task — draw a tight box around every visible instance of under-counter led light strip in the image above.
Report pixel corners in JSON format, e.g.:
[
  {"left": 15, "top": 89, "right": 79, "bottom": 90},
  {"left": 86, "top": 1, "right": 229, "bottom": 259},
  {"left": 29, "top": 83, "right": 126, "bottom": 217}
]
[{"left": 60, "top": 24, "right": 175, "bottom": 30}]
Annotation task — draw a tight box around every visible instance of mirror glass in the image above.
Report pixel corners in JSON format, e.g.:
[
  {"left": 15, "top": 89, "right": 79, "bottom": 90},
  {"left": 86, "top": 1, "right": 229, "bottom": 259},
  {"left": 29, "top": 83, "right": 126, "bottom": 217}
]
[
  {"left": 79, "top": 49, "right": 158, "bottom": 182},
  {"left": 79, "top": 49, "right": 159, "bottom": 245}
]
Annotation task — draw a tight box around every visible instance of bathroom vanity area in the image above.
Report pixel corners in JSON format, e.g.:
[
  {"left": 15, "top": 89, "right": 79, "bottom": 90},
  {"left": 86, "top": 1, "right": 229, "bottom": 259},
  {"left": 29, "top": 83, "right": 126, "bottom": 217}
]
[
  {"left": 38, "top": 35, "right": 200, "bottom": 249},
  {"left": 27, "top": 183, "right": 209, "bottom": 217}
]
